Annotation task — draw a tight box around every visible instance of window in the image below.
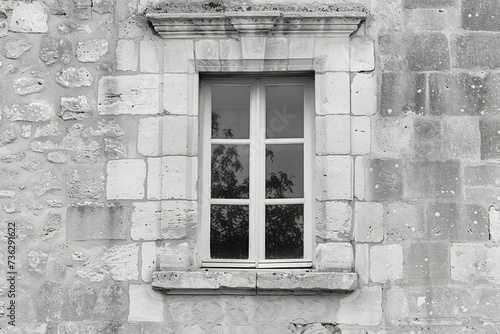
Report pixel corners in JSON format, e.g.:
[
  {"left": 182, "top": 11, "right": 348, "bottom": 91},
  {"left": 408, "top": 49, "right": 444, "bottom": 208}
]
[{"left": 199, "top": 76, "right": 314, "bottom": 269}]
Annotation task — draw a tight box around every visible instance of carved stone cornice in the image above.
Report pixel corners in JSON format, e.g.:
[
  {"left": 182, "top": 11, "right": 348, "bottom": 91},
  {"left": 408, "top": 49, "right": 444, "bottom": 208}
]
[{"left": 146, "top": 10, "right": 366, "bottom": 38}]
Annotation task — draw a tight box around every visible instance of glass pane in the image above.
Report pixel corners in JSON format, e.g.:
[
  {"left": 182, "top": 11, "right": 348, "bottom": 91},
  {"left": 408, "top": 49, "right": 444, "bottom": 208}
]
[
  {"left": 265, "top": 204, "right": 304, "bottom": 259},
  {"left": 211, "top": 205, "right": 249, "bottom": 259},
  {"left": 266, "top": 144, "right": 303, "bottom": 198},
  {"left": 266, "top": 85, "right": 304, "bottom": 139},
  {"left": 211, "top": 144, "right": 249, "bottom": 199},
  {"left": 212, "top": 85, "right": 250, "bottom": 139}
]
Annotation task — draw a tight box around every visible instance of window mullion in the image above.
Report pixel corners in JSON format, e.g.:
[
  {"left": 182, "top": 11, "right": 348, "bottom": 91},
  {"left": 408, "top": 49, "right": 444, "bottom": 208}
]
[
  {"left": 257, "top": 79, "right": 267, "bottom": 267},
  {"left": 248, "top": 79, "right": 259, "bottom": 265}
]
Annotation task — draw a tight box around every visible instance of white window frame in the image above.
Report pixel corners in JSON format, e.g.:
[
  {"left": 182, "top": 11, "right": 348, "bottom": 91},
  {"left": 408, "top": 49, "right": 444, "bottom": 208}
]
[{"left": 199, "top": 75, "right": 315, "bottom": 269}]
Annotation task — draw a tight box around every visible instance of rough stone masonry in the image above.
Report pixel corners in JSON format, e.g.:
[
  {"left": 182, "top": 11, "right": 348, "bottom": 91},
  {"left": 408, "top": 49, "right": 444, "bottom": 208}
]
[{"left": 0, "top": 0, "right": 500, "bottom": 333}]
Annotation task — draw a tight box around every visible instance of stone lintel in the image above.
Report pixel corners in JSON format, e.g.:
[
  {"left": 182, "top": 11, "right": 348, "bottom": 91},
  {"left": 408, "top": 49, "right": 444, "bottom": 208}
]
[
  {"left": 147, "top": 11, "right": 365, "bottom": 38},
  {"left": 152, "top": 271, "right": 358, "bottom": 295}
]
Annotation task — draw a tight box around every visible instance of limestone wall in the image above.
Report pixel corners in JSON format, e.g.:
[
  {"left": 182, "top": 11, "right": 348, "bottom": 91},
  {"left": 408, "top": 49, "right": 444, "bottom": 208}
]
[{"left": 0, "top": 0, "right": 499, "bottom": 333}]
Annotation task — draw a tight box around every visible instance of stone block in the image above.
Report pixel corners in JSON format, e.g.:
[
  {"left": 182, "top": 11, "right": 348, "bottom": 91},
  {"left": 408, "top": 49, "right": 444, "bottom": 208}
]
[
  {"left": 378, "top": 34, "right": 407, "bottom": 72},
  {"left": 413, "top": 118, "right": 441, "bottom": 160},
  {"left": 3, "top": 102, "right": 53, "bottom": 122},
  {"left": 34, "top": 171, "right": 62, "bottom": 197},
  {"left": 425, "top": 202, "right": 458, "bottom": 239},
  {"left": 365, "top": 158, "right": 403, "bottom": 201},
  {"left": 67, "top": 203, "right": 129, "bottom": 240},
  {"left": 458, "top": 204, "right": 489, "bottom": 241},
  {"left": 67, "top": 172, "right": 104, "bottom": 199},
  {"left": 372, "top": 117, "right": 413, "bottom": 158},
  {"left": 76, "top": 39, "right": 109, "bottom": 62},
  {"left": 161, "top": 200, "right": 196, "bottom": 239},
  {"left": 337, "top": 286, "right": 382, "bottom": 326},
  {"left": 316, "top": 155, "right": 352, "bottom": 200},
  {"left": 351, "top": 73, "right": 377, "bottom": 116},
  {"left": 241, "top": 36, "right": 265, "bottom": 59},
  {"left": 131, "top": 201, "right": 161, "bottom": 240},
  {"left": 462, "top": 0, "right": 500, "bottom": 31},
  {"left": 2, "top": 37, "right": 31, "bottom": 59},
  {"left": 137, "top": 117, "right": 160, "bottom": 156},
  {"left": 161, "top": 156, "right": 197, "bottom": 200},
  {"left": 314, "top": 37, "right": 350, "bottom": 72},
  {"left": 159, "top": 242, "right": 192, "bottom": 270},
  {"left": 408, "top": 242, "right": 449, "bottom": 284},
  {"left": 381, "top": 72, "right": 426, "bottom": 116},
  {"left": 147, "top": 157, "right": 162, "bottom": 200},
  {"left": 465, "top": 165, "right": 500, "bottom": 186},
  {"left": 354, "top": 157, "right": 365, "bottom": 200},
  {"left": 315, "top": 242, "right": 353, "bottom": 272},
  {"left": 404, "top": 161, "right": 461, "bottom": 199},
  {"left": 164, "top": 40, "right": 194, "bottom": 73},
  {"left": 98, "top": 75, "right": 160, "bottom": 115},
  {"left": 480, "top": 118, "right": 500, "bottom": 159},
  {"left": 288, "top": 37, "right": 314, "bottom": 59},
  {"left": 408, "top": 33, "right": 449, "bottom": 71},
  {"left": 129, "top": 284, "right": 164, "bottom": 322},
  {"left": 264, "top": 37, "right": 288, "bottom": 60},
  {"left": 451, "top": 243, "right": 500, "bottom": 284},
  {"left": 355, "top": 244, "right": 369, "bottom": 284},
  {"left": 13, "top": 78, "right": 45, "bottom": 95},
  {"left": 101, "top": 243, "right": 139, "bottom": 281},
  {"left": 140, "top": 40, "right": 161, "bottom": 73},
  {"left": 316, "top": 72, "right": 350, "bottom": 115},
  {"left": 370, "top": 244, "right": 403, "bottom": 283},
  {"left": 60, "top": 96, "right": 92, "bottom": 120},
  {"left": 354, "top": 202, "right": 384, "bottom": 242},
  {"left": 153, "top": 271, "right": 256, "bottom": 292},
  {"left": 9, "top": 1, "right": 48, "bottom": 33},
  {"left": 163, "top": 74, "right": 188, "bottom": 115},
  {"left": 163, "top": 115, "right": 197, "bottom": 155},
  {"left": 116, "top": 39, "right": 138, "bottom": 71},
  {"left": 219, "top": 38, "right": 243, "bottom": 60},
  {"left": 195, "top": 39, "right": 219, "bottom": 59},
  {"left": 454, "top": 34, "right": 500, "bottom": 69},
  {"left": 56, "top": 67, "right": 94, "bottom": 88},
  {"left": 351, "top": 116, "right": 371, "bottom": 155},
  {"left": 142, "top": 242, "right": 157, "bottom": 282},
  {"left": 386, "top": 202, "right": 425, "bottom": 241},
  {"left": 465, "top": 187, "right": 500, "bottom": 204},
  {"left": 93, "top": 285, "right": 127, "bottom": 321},
  {"left": 490, "top": 206, "right": 500, "bottom": 243},
  {"left": 441, "top": 117, "right": 480, "bottom": 160},
  {"left": 406, "top": 8, "right": 460, "bottom": 31},
  {"left": 404, "top": 0, "right": 456, "bottom": 9},
  {"left": 257, "top": 272, "right": 357, "bottom": 292},
  {"left": 315, "top": 115, "right": 350, "bottom": 155},
  {"left": 106, "top": 159, "right": 146, "bottom": 200},
  {"left": 350, "top": 36, "right": 375, "bottom": 71},
  {"left": 315, "top": 201, "right": 352, "bottom": 241}
]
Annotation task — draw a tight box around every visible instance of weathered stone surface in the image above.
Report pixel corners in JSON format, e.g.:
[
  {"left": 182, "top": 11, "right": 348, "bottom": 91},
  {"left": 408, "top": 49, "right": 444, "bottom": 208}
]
[
  {"left": 67, "top": 172, "right": 105, "bottom": 199},
  {"left": 408, "top": 33, "right": 449, "bottom": 71},
  {"left": 104, "top": 138, "right": 127, "bottom": 159},
  {"left": 153, "top": 271, "right": 256, "bottom": 292},
  {"left": 365, "top": 158, "right": 403, "bottom": 201},
  {"left": 370, "top": 245, "right": 403, "bottom": 283},
  {"left": 337, "top": 286, "right": 382, "bottom": 326},
  {"left": 315, "top": 243, "right": 353, "bottom": 272},
  {"left": 316, "top": 201, "right": 352, "bottom": 241},
  {"left": 451, "top": 244, "right": 500, "bottom": 284},
  {"left": 76, "top": 39, "right": 108, "bottom": 62},
  {"left": 67, "top": 202, "right": 129, "bottom": 240},
  {"left": 480, "top": 118, "right": 500, "bottom": 159},
  {"left": 98, "top": 75, "right": 160, "bottom": 115},
  {"left": 405, "top": 161, "right": 461, "bottom": 198},
  {"left": 34, "top": 171, "right": 62, "bottom": 197},
  {"left": 56, "top": 67, "right": 94, "bottom": 88},
  {"left": 354, "top": 202, "right": 384, "bottom": 242},
  {"left": 39, "top": 34, "right": 72, "bottom": 65},
  {"left": 351, "top": 73, "right": 377, "bottom": 116},
  {"left": 454, "top": 34, "right": 500, "bottom": 69},
  {"left": 47, "top": 151, "right": 67, "bottom": 163},
  {"left": 257, "top": 272, "right": 357, "bottom": 292},
  {"left": 50, "top": 0, "right": 70, "bottom": 15},
  {"left": 408, "top": 242, "right": 449, "bottom": 284},
  {"left": 1, "top": 37, "right": 31, "bottom": 59},
  {"left": 159, "top": 242, "right": 192, "bottom": 270},
  {"left": 28, "top": 250, "right": 48, "bottom": 273},
  {"left": 93, "top": 0, "right": 114, "bottom": 13},
  {"left": 315, "top": 156, "right": 352, "bottom": 200},
  {"left": 490, "top": 206, "right": 500, "bottom": 243},
  {"left": 57, "top": 22, "right": 92, "bottom": 34},
  {"left": 42, "top": 212, "right": 62, "bottom": 240},
  {"left": 4, "top": 64, "right": 17, "bottom": 74},
  {"left": 9, "top": 1, "right": 48, "bottom": 33},
  {"left": 34, "top": 121, "right": 62, "bottom": 138},
  {"left": 3, "top": 102, "right": 52, "bottom": 122},
  {"left": 13, "top": 78, "right": 45, "bottom": 95},
  {"left": 21, "top": 125, "right": 31, "bottom": 138},
  {"left": 404, "top": 0, "right": 455, "bottom": 8},
  {"left": 0, "top": 190, "right": 16, "bottom": 198},
  {"left": 129, "top": 284, "right": 164, "bottom": 322},
  {"left": 84, "top": 119, "right": 125, "bottom": 137},
  {"left": 21, "top": 157, "right": 42, "bottom": 171},
  {"left": 0, "top": 151, "right": 26, "bottom": 163},
  {"left": 60, "top": 96, "right": 92, "bottom": 120},
  {"left": 381, "top": 72, "right": 426, "bottom": 116},
  {"left": 37, "top": 281, "right": 64, "bottom": 321},
  {"left": 74, "top": 0, "right": 92, "bottom": 20},
  {"left": 465, "top": 165, "right": 500, "bottom": 186},
  {"left": 161, "top": 200, "right": 196, "bottom": 239},
  {"left": 107, "top": 159, "right": 146, "bottom": 199},
  {"left": 101, "top": 243, "right": 139, "bottom": 281},
  {"left": 406, "top": 8, "right": 460, "bottom": 31},
  {"left": 116, "top": 39, "right": 138, "bottom": 71},
  {"left": 131, "top": 202, "right": 160, "bottom": 241},
  {"left": 0, "top": 129, "right": 16, "bottom": 147},
  {"left": 31, "top": 69, "right": 49, "bottom": 78},
  {"left": 93, "top": 285, "right": 127, "bottom": 321},
  {"left": 462, "top": 0, "right": 500, "bottom": 31}
]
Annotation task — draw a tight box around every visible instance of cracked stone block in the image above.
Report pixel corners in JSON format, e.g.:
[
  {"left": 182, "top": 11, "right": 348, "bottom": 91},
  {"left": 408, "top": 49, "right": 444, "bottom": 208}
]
[
  {"left": 39, "top": 34, "right": 72, "bottom": 66},
  {"left": 60, "top": 96, "right": 92, "bottom": 120},
  {"left": 2, "top": 37, "right": 32, "bottom": 59},
  {"left": 56, "top": 67, "right": 94, "bottom": 88},
  {"left": 76, "top": 39, "right": 109, "bottom": 62},
  {"left": 9, "top": 1, "right": 48, "bottom": 33},
  {"left": 67, "top": 202, "right": 129, "bottom": 240},
  {"left": 13, "top": 78, "right": 45, "bottom": 95}
]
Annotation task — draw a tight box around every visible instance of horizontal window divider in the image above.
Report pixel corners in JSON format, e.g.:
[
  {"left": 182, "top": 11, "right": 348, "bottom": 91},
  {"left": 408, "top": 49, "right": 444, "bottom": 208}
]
[
  {"left": 263, "top": 198, "right": 305, "bottom": 205},
  {"left": 211, "top": 139, "right": 251, "bottom": 144},
  {"left": 210, "top": 199, "right": 252, "bottom": 205},
  {"left": 264, "top": 138, "right": 305, "bottom": 144}
]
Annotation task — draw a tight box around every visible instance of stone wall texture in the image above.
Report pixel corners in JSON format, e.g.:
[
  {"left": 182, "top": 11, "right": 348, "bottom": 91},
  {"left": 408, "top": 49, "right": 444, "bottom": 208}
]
[{"left": 0, "top": 0, "right": 499, "bottom": 333}]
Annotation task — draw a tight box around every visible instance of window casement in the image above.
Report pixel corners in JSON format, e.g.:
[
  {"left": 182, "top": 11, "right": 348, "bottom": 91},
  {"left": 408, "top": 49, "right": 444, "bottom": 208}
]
[{"left": 199, "top": 76, "right": 314, "bottom": 269}]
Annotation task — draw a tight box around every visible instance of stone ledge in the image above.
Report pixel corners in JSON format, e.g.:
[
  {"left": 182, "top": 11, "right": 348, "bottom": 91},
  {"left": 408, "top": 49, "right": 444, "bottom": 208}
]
[{"left": 152, "top": 271, "right": 358, "bottom": 295}]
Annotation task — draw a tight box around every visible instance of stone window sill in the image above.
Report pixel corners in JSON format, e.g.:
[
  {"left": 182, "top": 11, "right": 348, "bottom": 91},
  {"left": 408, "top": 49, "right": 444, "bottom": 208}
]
[{"left": 151, "top": 271, "right": 358, "bottom": 295}]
